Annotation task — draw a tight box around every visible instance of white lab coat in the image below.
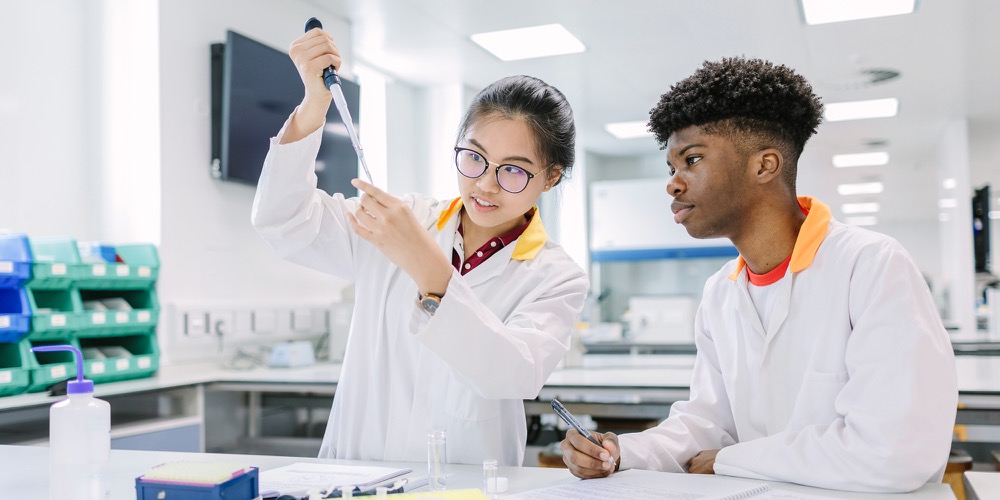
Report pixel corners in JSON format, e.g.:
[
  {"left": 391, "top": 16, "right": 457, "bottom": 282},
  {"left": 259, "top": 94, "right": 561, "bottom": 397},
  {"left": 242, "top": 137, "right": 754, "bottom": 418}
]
[
  {"left": 618, "top": 197, "right": 958, "bottom": 493},
  {"left": 250, "top": 125, "right": 588, "bottom": 466}
]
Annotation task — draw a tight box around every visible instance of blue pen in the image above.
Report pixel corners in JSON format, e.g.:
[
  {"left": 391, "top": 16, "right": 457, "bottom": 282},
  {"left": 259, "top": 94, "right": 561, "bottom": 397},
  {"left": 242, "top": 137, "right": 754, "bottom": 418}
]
[{"left": 551, "top": 398, "right": 617, "bottom": 469}]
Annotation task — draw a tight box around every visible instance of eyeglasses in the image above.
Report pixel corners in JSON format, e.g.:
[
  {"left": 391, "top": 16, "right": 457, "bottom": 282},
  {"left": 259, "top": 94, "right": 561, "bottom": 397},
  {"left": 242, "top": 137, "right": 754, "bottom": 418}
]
[{"left": 454, "top": 147, "right": 551, "bottom": 194}]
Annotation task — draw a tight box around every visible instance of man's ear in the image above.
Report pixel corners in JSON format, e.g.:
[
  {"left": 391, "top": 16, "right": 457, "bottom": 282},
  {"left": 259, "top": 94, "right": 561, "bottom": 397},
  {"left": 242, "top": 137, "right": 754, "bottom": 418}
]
[{"left": 754, "top": 148, "right": 783, "bottom": 185}]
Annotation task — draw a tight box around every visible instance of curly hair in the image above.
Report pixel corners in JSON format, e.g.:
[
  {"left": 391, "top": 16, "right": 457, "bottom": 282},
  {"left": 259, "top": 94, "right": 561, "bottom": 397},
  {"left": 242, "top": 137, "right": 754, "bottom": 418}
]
[{"left": 648, "top": 57, "right": 823, "bottom": 188}]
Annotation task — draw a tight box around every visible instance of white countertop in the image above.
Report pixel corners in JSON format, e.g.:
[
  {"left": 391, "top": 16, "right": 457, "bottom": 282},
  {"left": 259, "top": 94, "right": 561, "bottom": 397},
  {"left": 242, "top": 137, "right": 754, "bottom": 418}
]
[{"left": 0, "top": 445, "right": 955, "bottom": 499}]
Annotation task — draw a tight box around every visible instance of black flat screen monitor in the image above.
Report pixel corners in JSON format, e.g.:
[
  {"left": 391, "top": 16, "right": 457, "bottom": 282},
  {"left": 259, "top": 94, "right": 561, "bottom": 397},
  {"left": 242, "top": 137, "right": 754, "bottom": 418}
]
[
  {"left": 973, "top": 185, "right": 991, "bottom": 273},
  {"left": 211, "top": 30, "right": 360, "bottom": 195}
]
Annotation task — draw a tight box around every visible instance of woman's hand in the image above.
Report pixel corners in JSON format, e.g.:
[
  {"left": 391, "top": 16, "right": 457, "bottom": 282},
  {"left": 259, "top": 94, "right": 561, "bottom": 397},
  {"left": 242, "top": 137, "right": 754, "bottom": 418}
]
[
  {"left": 347, "top": 179, "right": 453, "bottom": 296},
  {"left": 281, "top": 28, "right": 341, "bottom": 144}
]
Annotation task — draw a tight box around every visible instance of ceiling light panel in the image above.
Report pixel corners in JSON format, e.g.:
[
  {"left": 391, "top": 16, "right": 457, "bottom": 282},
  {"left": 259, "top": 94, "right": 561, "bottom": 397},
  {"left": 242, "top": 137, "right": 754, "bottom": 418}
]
[
  {"left": 837, "top": 182, "right": 884, "bottom": 195},
  {"left": 801, "top": 0, "right": 915, "bottom": 25},
  {"left": 842, "top": 202, "right": 880, "bottom": 214},
  {"left": 604, "top": 121, "right": 653, "bottom": 139},
  {"left": 832, "top": 152, "right": 890, "bottom": 168},
  {"left": 471, "top": 24, "right": 585, "bottom": 61},
  {"left": 825, "top": 98, "right": 899, "bottom": 121}
]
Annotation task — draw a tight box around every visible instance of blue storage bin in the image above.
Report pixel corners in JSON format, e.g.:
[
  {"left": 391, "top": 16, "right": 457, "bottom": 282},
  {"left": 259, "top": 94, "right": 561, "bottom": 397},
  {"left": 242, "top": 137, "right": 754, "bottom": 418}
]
[
  {"left": 0, "top": 234, "right": 33, "bottom": 288},
  {"left": 0, "top": 288, "right": 31, "bottom": 343},
  {"left": 78, "top": 241, "right": 117, "bottom": 263}
]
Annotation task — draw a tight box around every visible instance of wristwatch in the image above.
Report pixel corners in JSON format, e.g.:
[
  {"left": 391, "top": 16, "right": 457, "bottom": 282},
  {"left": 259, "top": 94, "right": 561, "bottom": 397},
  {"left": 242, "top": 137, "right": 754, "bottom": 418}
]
[{"left": 418, "top": 292, "right": 444, "bottom": 316}]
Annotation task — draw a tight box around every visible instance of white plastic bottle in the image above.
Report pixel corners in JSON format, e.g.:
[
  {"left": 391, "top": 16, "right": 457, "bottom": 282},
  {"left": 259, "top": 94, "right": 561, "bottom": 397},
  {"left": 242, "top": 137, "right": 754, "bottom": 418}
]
[{"left": 32, "top": 345, "right": 111, "bottom": 465}]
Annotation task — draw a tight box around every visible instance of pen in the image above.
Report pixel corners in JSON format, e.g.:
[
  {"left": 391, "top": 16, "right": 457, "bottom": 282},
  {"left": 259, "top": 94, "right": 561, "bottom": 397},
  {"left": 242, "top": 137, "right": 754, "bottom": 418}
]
[{"left": 551, "top": 398, "right": 617, "bottom": 469}]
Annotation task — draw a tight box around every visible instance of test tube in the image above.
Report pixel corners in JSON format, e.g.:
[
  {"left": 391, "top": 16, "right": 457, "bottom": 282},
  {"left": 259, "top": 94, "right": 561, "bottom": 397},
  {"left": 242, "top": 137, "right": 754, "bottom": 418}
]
[
  {"left": 482, "top": 459, "right": 498, "bottom": 498},
  {"left": 427, "top": 430, "right": 448, "bottom": 491}
]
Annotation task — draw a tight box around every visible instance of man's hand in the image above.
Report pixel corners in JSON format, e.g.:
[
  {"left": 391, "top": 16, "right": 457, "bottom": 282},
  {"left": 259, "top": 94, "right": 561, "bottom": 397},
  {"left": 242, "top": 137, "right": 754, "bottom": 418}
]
[
  {"left": 559, "top": 430, "right": 620, "bottom": 479},
  {"left": 688, "top": 449, "right": 719, "bottom": 474}
]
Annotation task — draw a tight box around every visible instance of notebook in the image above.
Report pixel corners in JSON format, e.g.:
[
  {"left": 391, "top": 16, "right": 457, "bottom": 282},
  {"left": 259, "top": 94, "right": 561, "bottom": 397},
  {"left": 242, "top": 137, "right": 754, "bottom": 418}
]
[
  {"left": 506, "top": 469, "right": 832, "bottom": 500},
  {"left": 259, "top": 462, "right": 412, "bottom": 497}
]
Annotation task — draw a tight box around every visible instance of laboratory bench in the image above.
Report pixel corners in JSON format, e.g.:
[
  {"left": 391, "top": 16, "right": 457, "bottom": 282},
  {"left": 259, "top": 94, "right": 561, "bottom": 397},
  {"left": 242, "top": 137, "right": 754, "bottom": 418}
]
[
  {"left": 0, "top": 354, "right": 999, "bottom": 463},
  {"left": 0, "top": 444, "right": 957, "bottom": 499}
]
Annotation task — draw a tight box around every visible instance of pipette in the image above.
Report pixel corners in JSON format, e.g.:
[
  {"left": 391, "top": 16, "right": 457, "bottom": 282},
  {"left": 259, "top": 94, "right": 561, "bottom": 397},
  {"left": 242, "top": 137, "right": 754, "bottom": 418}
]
[{"left": 304, "top": 17, "right": 374, "bottom": 185}]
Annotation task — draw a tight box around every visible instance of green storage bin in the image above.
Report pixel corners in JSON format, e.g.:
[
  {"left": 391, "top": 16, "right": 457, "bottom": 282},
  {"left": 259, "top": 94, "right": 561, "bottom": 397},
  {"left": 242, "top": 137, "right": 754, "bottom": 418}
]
[
  {"left": 26, "top": 338, "right": 81, "bottom": 393},
  {"left": 0, "top": 340, "right": 32, "bottom": 396},
  {"left": 76, "top": 244, "right": 159, "bottom": 290},
  {"left": 79, "top": 332, "right": 159, "bottom": 383},
  {"left": 26, "top": 288, "right": 82, "bottom": 340},
  {"left": 26, "top": 238, "right": 84, "bottom": 289},
  {"left": 77, "top": 289, "right": 160, "bottom": 337}
]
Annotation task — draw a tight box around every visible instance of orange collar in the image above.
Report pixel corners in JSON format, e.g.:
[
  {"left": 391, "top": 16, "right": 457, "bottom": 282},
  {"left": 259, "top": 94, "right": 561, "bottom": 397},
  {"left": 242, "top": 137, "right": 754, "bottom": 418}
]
[
  {"left": 436, "top": 197, "right": 548, "bottom": 261},
  {"left": 727, "top": 196, "right": 831, "bottom": 281}
]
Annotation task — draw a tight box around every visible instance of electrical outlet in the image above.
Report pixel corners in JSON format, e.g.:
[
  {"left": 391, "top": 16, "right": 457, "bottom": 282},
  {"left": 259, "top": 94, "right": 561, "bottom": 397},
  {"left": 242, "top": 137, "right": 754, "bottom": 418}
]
[
  {"left": 291, "top": 308, "right": 314, "bottom": 332},
  {"left": 209, "top": 310, "right": 235, "bottom": 338},
  {"left": 252, "top": 309, "right": 277, "bottom": 334},
  {"left": 184, "top": 312, "right": 208, "bottom": 336}
]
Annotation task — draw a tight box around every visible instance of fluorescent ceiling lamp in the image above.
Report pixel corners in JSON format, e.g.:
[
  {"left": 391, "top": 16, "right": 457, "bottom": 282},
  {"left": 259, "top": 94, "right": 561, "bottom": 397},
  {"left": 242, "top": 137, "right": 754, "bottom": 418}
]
[
  {"left": 825, "top": 98, "right": 898, "bottom": 122},
  {"left": 990, "top": 211, "right": 1000, "bottom": 220},
  {"left": 942, "top": 178, "right": 957, "bottom": 189},
  {"left": 842, "top": 202, "right": 880, "bottom": 214},
  {"left": 844, "top": 216, "right": 878, "bottom": 226},
  {"left": 837, "top": 182, "right": 884, "bottom": 195},
  {"left": 938, "top": 198, "right": 957, "bottom": 209},
  {"left": 832, "top": 152, "right": 889, "bottom": 168},
  {"left": 605, "top": 121, "right": 653, "bottom": 140},
  {"left": 939, "top": 213, "right": 950, "bottom": 222},
  {"left": 801, "top": 0, "right": 915, "bottom": 25},
  {"left": 471, "top": 24, "right": 585, "bottom": 61}
]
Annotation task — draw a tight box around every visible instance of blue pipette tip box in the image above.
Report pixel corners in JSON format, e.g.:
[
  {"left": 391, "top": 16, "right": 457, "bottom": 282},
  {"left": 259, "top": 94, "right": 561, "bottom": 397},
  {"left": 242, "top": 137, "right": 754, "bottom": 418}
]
[{"left": 135, "top": 462, "right": 259, "bottom": 500}]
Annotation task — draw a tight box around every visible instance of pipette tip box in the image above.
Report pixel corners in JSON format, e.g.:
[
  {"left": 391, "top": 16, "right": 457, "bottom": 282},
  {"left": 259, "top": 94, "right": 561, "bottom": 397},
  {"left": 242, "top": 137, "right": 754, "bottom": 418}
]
[{"left": 135, "top": 461, "right": 258, "bottom": 500}]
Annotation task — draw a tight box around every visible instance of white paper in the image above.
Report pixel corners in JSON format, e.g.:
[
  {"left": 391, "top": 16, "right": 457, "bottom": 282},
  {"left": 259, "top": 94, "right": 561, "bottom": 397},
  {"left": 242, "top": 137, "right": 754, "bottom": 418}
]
[
  {"left": 259, "top": 462, "right": 411, "bottom": 496},
  {"left": 507, "top": 470, "right": 771, "bottom": 500}
]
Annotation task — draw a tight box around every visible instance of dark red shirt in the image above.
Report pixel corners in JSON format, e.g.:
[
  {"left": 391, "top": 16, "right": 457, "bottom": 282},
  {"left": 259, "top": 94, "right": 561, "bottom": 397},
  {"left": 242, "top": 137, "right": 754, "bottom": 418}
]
[{"left": 452, "top": 215, "right": 533, "bottom": 275}]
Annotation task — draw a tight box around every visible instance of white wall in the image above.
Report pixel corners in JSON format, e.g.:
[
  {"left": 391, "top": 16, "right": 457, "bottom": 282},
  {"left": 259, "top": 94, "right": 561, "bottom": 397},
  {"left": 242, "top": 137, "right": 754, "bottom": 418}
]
[
  {"left": 936, "top": 119, "right": 976, "bottom": 331},
  {"left": 0, "top": 1, "right": 100, "bottom": 239},
  {"left": 156, "top": 0, "right": 356, "bottom": 306}
]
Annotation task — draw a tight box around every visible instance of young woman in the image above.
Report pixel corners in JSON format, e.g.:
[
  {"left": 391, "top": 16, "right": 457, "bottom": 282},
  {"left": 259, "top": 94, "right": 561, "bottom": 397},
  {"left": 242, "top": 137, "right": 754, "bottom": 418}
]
[{"left": 251, "top": 27, "right": 588, "bottom": 466}]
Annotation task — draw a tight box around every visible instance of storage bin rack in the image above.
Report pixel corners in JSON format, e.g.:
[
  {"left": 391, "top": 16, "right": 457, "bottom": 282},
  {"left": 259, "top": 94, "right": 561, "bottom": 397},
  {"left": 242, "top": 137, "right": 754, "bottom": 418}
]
[{"left": 13, "top": 238, "right": 162, "bottom": 394}]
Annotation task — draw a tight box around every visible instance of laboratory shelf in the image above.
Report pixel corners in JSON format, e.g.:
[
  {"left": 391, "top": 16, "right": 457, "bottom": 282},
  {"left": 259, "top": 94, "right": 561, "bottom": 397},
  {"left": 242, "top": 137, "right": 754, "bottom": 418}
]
[
  {"left": 0, "top": 288, "right": 31, "bottom": 343},
  {"left": 24, "top": 288, "right": 82, "bottom": 340},
  {"left": 78, "top": 332, "right": 160, "bottom": 384},
  {"left": 75, "top": 243, "right": 159, "bottom": 290},
  {"left": 0, "top": 234, "right": 32, "bottom": 288},
  {"left": 25, "top": 338, "right": 81, "bottom": 393},
  {"left": 77, "top": 289, "right": 160, "bottom": 337},
  {"left": 0, "top": 340, "right": 32, "bottom": 396}
]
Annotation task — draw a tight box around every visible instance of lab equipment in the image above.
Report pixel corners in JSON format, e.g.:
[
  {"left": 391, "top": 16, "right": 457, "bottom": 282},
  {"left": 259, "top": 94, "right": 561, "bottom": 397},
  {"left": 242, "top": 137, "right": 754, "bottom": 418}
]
[
  {"left": 480, "top": 459, "right": 509, "bottom": 497},
  {"left": 551, "top": 398, "right": 616, "bottom": 469},
  {"left": 135, "top": 461, "right": 259, "bottom": 500},
  {"left": 31, "top": 344, "right": 110, "bottom": 466},
  {"left": 427, "top": 430, "right": 448, "bottom": 490},
  {"left": 482, "top": 459, "right": 497, "bottom": 497},
  {"left": 304, "top": 17, "right": 374, "bottom": 185}
]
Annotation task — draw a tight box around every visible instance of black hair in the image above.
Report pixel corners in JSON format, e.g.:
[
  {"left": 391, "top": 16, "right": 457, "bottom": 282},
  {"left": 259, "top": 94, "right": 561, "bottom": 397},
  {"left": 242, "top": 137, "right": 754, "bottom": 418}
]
[
  {"left": 648, "top": 57, "right": 823, "bottom": 189},
  {"left": 456, "top": 75, "right": 575, "bottom": 186}
]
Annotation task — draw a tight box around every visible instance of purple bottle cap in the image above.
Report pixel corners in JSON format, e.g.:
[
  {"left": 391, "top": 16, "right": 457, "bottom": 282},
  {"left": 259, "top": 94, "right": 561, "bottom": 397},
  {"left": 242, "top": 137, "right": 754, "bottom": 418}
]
[{"left": 30, "top": 344, "right": 93, "bottom": 394}]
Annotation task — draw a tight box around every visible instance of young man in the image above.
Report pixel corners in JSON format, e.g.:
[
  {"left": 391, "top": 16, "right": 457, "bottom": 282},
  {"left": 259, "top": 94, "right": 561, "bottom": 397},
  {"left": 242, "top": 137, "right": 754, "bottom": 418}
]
[{"left": 560, "top": 57, "right": 957, "bottom": 493}]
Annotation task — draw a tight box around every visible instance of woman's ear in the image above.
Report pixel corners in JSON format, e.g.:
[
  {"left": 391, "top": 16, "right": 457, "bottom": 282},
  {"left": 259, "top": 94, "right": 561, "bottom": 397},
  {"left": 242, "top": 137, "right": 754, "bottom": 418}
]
[{"left": 544, "top": 166, "right": 564, "bottom": 192}]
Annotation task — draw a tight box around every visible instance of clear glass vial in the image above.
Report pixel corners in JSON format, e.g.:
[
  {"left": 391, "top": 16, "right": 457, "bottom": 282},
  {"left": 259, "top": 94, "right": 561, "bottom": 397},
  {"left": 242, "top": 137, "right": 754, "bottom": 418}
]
[
  {"left": 427, "top": 430, "right": 448, "bottom": 491},
  {"left": 482, "top": 459, "right": 498, "bottom": 497}
]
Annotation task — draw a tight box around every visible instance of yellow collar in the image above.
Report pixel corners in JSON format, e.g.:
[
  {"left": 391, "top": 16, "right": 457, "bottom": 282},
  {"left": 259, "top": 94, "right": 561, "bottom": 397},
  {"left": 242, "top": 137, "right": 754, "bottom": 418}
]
[
  {"left": 436, "top": 197, "right": 548, "bottom": 261},
  {"left": 727, "top": 196, "right": 831, "bottom": 281}
]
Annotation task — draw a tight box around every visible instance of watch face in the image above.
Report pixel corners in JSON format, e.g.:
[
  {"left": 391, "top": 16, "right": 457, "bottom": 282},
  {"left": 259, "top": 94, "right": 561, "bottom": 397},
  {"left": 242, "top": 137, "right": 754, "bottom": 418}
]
[{"left": 421, "top": 297, "right": 440, "bottom": 314}]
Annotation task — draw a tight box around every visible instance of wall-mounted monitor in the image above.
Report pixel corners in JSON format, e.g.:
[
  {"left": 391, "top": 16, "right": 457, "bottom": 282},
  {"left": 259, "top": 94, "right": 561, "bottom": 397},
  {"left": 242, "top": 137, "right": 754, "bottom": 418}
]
[{"left": 210, "top": 30, "right": 360, "bottom": 195}]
